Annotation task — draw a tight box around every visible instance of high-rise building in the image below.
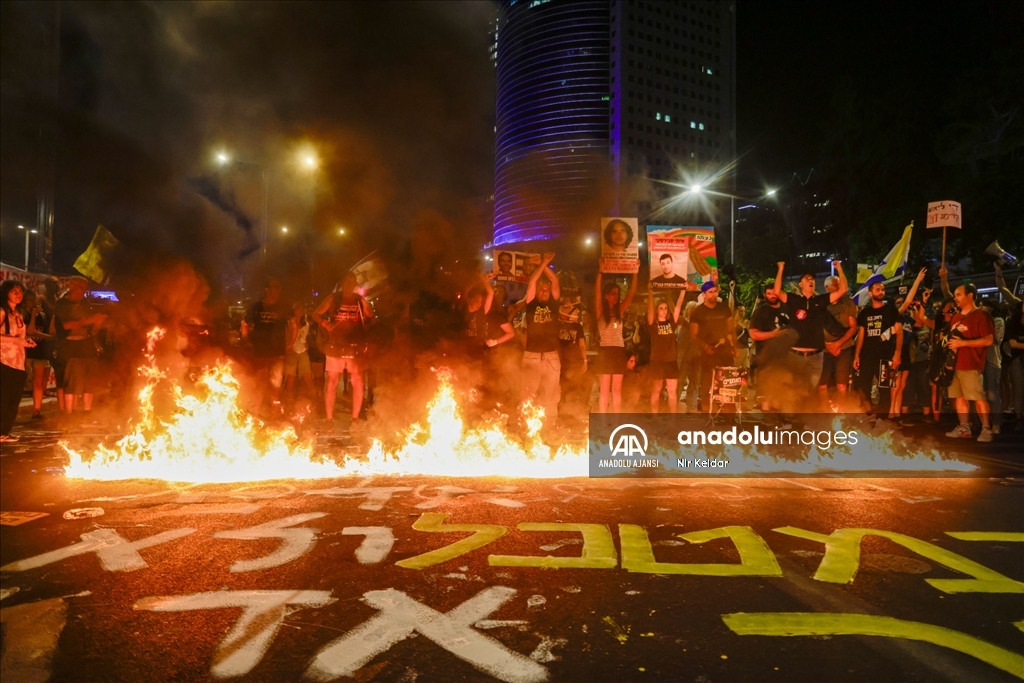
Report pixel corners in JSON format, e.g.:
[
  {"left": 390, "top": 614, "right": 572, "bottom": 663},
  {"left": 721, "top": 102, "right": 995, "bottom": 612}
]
[{"left": 493, "top": 0, "right": 736, "bottom": 249}]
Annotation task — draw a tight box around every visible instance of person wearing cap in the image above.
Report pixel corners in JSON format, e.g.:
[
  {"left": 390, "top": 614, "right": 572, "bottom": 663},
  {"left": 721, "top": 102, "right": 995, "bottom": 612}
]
[
  {"left": 819, "top": 274, "right": 858, "bottom": 405},
  {"left": 242, "top": 278, "right": 289, "bottom": 416},
  {"left": 689, "top": 280, "right": 737, "bottom": 413},
  {"left": 772, "top": 261, "right": 848, "bottom": 392}
]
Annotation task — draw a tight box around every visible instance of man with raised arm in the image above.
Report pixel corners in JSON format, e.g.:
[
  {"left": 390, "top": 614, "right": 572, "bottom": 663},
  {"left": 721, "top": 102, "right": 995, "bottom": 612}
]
[
  {"left": 772, "top": 260, "right": 848, "bottom": 391},
  {"left": 520, "top": 252, "right": 561, "bottom": 431}
]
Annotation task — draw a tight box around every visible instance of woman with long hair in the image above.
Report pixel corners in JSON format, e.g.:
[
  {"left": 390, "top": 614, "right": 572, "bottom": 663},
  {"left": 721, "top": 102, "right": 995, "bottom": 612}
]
[
  {"left": 594, "top": 271, "right": 637, "bottom": 412},
  {"left": 1, "top": 281, "right": 37, "bottom": 442},
  {"left": 647, "top": 284, "right": 686, "bottom": 413}
]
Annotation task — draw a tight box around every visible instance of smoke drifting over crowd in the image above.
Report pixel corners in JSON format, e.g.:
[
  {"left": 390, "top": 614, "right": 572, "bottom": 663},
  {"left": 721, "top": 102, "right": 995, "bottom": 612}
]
[{"left": 2, "top": 1, "right": 498, "bottom": 290}]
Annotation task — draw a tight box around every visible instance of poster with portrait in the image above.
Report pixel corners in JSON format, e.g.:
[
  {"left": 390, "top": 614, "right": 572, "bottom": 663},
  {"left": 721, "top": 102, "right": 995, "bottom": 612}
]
[
  {"left": 645, "top": 225, "right": 718, "bottom": 287},
  {"left": 646, "top": 227, "right": 690, "bottom": 290},
  {"left": 599, "top": 217, "right": 640, "bottom": 274},
  {"left": 491, "top": 250, "right": 541, "bottom": 284}
]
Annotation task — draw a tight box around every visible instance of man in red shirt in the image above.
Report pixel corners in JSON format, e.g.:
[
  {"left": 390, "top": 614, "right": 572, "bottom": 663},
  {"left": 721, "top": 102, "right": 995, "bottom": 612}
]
[{"left": 945, "top": 283, "right": 995, "bottom": 442}]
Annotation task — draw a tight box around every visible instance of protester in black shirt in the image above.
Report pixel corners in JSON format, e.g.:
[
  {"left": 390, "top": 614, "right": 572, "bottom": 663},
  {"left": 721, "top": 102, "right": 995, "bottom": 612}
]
[
  {"left": 243, "top": 278, "right": 290, "bottom": 416},
  {"left": 647, "top": 283, "right": 685, "bottom": 413},
  {"left": 749, "top": 284, "right": 793, "bottom": 412},
  {"left": 520, "top": 252, "right": 561, "bottom": 428},
  {"left": 557, "top": 318, "right": 589, "bottom": 422},
  {"left": 853, "top": 281, "right": 903, "bottom": 418},
  {"left": 689, "top": 280, "right": 736, "bottom": 413},
  {"left": 772, "top": 260, "right": 848, "bottom": 392}
]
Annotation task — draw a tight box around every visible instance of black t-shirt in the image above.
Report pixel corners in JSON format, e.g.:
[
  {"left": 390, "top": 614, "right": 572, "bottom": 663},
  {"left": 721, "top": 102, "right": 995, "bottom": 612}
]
[
  {"left": 558, "top": 322, "right": 585, "bottom": 366},
  {"left": 786, "top": 293, "right": 831, "bottom": 350},
  {"left": 749, "top": 303, "right": 790, "bottom": 354},
  {"left": 857, "top": 303, "right": 901, "bottom": 357},
  {"left": 690, "top": 303, "right": 732, "bottom": 349},
  {"left": 648, "top": 319, "right": 679, "bottom": 363},
  {"left": 245, "top": 300, "right": 289, "bottom": 358},
  {"left": 1006, "top": 312, "right": 1024, "bottom": 359},
  {"left": 524, "top": 298, "right": 560, "bottom": 353}
]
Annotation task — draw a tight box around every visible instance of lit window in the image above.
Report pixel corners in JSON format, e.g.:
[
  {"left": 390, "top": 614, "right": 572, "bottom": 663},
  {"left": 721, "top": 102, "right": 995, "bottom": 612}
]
[
  {"left": 665, "top": 115, "right": 671, "bottom": 123},
  {"left": 655, "top": 112, "right": 662, "bottom": 121},
  {"left": 707, "top": 68, "right": 713, "bottom": 75},
  {"left": 690, "top": 121, "right": 696, "bottom": 128},
  {"left": 698, "top": 123, "right": 704, "bottom": 130}
]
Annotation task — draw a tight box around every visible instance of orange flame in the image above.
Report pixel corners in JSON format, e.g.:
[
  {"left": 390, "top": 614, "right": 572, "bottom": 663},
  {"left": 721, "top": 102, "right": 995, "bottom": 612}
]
[{"left": 64, "top": 328, "right": 345, "bottom": 482}]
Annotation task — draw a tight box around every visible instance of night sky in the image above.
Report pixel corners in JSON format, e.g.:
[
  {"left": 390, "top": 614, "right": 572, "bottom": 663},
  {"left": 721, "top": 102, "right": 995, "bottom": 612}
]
[
  {"left": 1, "top": 1, "right": 1020, "bottom": 277},
  {"left": 736, "top": 0, "right": 1023, "bottom": 186}
]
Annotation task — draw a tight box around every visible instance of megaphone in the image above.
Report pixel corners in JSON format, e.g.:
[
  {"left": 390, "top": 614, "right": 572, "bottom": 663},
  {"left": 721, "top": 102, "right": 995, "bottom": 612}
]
[{"left": 985, "top": 240, "right": 1019, "bottom": 267}]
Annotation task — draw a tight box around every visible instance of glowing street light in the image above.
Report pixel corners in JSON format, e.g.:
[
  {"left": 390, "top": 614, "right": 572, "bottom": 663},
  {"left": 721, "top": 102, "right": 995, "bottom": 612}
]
[
  {"left": 337, "top": 227, "right": 346, "bottom": 236},
  {"left": 215, "top": 151, "right": 230, "bottom": 165},
  {"left": 281, "top": 226, "right": 289, "bottom": 234},
  {"left": 585, "top": 237, "right": 593, "bottom": 245},
  {"left": 17, "top": 224, "right": 38, "bottom": 269},
  {"left": 766, "top": 188, "right": 777, "bottom": 196},
  {"left": 691, "top": 184, "right": 702, "bottom": 193}
]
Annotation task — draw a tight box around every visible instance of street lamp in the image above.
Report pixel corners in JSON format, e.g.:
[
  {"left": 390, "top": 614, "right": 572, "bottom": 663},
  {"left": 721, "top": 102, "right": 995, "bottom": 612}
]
[
  {"left": 16, "top": 225, "right": 38, "bottom": 270},
  {"left": 679, "top": 186, "right": 778, "bottom": 265},
  {"left": 214, "top": 151, "right": 270, "bottom": 258}
]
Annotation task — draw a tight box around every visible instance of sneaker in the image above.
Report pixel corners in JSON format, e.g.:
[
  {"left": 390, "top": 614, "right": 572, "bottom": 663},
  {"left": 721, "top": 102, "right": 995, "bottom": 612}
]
[
  {"left": 977, "top": 428, "right": 993, "bottom": 443},
  {"left": 946, "top": 424, "right": 973, "bottom": 439}
]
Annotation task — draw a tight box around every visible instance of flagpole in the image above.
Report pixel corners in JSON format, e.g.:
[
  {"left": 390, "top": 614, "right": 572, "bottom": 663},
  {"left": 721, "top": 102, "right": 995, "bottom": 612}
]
[{"left": 941, "top": 226, "right": 947, "bottom": 267}]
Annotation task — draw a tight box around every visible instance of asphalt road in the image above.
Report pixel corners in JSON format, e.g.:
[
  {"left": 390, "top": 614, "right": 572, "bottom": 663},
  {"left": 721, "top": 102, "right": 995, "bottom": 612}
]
[{"left": 2, "top": 420, "right": 1023, "bottom": 683}]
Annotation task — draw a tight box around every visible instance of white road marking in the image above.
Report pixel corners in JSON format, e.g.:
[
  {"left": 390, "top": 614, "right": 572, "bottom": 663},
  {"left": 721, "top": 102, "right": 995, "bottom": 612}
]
[
  {"left": 414, "top": 485, "right": 525, "bottom": 509},
  {"left": 303, "top": 487, "right": 412, "bottom": 511},
  {"left": 214, "top": 513, "right": 327, "bottom": 573},
  {"left": 341, "top": 527, "right": 395, "bottom": 564},
  {"left": 306, "top": 587, "right": 548, "bottom": 683},
  {"left": 0, "top": 527, "right": 195, "bottom": 573},
  {"left": 777, "top": 478, "right": 823, "bottom": 491},
  {"left": 135, "top": 590, "right": 334, "bottom": 679}
]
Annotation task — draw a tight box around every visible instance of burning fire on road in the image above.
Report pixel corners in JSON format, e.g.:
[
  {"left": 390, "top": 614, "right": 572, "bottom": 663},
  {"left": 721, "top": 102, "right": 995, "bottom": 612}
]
[{"left": 63, "top": 328, "right": 975, "bottom": 483}]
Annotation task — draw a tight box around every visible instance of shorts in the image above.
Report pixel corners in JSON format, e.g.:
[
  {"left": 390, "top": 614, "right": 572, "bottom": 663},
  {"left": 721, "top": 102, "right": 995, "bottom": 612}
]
[
  {"left": 596, "top": 346, "right": 627, "bottom": 375},
  {"left": 648, "top": 360, "right": 679, "bottom": 380},
  {"left": 819, "top": 346, "right": 853, "bottom": 387},
  {"left": 283, "top": 349, "right": 312, "bottom": 377},
  {"left": 64, "top": 357, "right": 98, "bottom": 395},
  {"left": 25, "top": 357, "right": 50, "bottom": 373},
  {"left": 326, "top": 355, "right": 363, "bottom": 375},
  {"left": 947, "top": 369, "right": 985, "bottom": 402}
]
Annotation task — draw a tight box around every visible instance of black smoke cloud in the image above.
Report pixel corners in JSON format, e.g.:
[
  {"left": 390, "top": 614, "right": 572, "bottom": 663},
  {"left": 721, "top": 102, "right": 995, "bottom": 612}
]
[{"left": 2, "top": 1, "right": 497, "bottom": 291}]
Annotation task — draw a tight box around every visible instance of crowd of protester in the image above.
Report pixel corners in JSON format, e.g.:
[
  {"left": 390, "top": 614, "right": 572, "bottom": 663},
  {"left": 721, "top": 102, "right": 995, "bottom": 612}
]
[{"left": 1, "top": 253, "right": 1023, "bottom": 444}]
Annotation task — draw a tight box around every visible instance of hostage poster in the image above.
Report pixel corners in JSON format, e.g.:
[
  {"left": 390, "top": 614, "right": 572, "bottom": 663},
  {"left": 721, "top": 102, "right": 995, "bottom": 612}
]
[
  {"left": 645, "top": 225, "right": 718, "bottom": 287},
  {"left": 599, "top": 217, "right": 640, "bottom": 274},
  {"left": 646, "top": 227, "right": 690, "bottom": 290},
  {"left": 492, "top": 250, "right": 541, "bottom": 284}
]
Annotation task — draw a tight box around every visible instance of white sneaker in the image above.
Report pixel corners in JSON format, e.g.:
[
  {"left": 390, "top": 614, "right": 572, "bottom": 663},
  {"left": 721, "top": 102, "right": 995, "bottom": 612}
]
[
  {"left": 945, "top": 424, "right": 973, "bottom": 439},
  {"left": 977, "top": 428, "right": 993, "bottom": 443}
]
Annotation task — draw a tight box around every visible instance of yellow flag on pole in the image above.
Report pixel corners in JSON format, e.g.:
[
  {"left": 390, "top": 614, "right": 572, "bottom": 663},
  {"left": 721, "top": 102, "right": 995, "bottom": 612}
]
[{"left": 73, "top": 225, "right": 119, "bottom": 284}]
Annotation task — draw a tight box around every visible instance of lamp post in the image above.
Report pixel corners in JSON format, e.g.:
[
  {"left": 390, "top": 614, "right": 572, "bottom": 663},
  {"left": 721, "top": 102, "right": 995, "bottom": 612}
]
[
  {"left": 17, "top": 225, "right": 38, "bottom": 270},
  {"left": 685, "top": 186, "right": 777, "bottom": 266},
  {"left": 215, "top": 153, "right": 270, "bottom": 258}
]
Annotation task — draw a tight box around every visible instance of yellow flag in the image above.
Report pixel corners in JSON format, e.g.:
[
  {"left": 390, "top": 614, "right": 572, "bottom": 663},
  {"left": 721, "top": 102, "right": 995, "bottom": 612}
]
[{"left": 73, "top": 225, "right": 119, "bottom": 284}]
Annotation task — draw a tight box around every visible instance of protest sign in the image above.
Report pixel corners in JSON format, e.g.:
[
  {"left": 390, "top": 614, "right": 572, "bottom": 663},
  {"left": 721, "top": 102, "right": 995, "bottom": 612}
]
[
  {"left": 927, "top": 200, "right": 961, "bottom": 266},
  {"left": 646, "top": 227, "right": 690, "bottom": 290},
  {"left": 599, "top": 217, "right": 640, "bottom": 274},
  {"left": 492, "top": 250, "right": 541, "bottom": 284},
  {"left": 645, "top": 226, "right": 718, "bottom": 287},
  {"left": 926, "top": 201, "right": 961, "bottom": 229}
]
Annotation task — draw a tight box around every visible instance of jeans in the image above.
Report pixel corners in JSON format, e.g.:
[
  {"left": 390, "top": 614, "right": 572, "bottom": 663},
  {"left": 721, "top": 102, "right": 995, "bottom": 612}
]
[
  {"left": 791, "top": 350, "right": 824, "bottom": 389},
  {"left": 521, "top": 351, "right": 561, "bottom": 425},
  {"left": 1, "top": 364, "right": 26, "bottom": 436},
  {"left": 984, "top": 362, "right": 1003, "bottom": 427}
]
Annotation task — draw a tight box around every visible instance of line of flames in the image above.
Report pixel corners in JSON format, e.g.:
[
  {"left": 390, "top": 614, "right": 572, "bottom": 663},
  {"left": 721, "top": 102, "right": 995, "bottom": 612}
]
[{"left": 63, "top": 328, "right": 974, "bottom": 483}]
